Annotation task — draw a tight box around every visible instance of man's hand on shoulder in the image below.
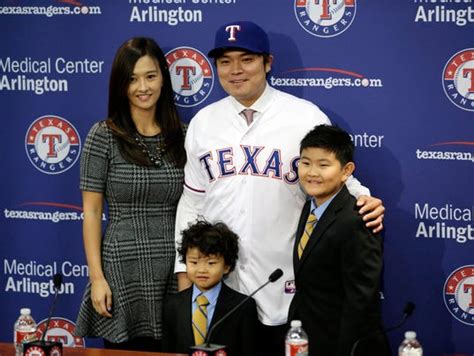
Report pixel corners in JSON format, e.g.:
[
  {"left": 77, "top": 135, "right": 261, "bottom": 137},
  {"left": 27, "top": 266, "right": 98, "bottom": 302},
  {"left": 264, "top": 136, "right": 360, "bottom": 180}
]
[{"left": 356, "top": 195, "right": 385, "bottom": 233}]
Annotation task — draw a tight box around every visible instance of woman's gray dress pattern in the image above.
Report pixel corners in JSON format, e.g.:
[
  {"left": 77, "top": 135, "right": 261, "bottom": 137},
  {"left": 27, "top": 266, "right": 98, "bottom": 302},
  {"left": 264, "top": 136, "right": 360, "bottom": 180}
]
[{"left": 75, "top": 121, "right": 184, "bottom": 342}]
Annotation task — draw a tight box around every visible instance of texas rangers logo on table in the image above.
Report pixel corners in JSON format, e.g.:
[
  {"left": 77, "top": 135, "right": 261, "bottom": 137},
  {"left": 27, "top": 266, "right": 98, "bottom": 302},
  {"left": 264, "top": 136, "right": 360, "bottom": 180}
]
[
  {"left": 294, "top": 0, "right": 356, "bottom": 38},
  {"left": 442, "top": 48, "right": 474, "bottom": 112},
  {"left": 443, "top": 265, "right": 474, "bottom": 326},
  {"left": 37, "top": 317, "right": 85, "bottom": 347},
  {"left": 166, "top": 47, "right": 214, "bottom": 107},
  {"left": 24, "top": 345, "right": 48, "bottom": 356},
  {"left": 25, "top": 115, "right": 81, "bottom": 175}
]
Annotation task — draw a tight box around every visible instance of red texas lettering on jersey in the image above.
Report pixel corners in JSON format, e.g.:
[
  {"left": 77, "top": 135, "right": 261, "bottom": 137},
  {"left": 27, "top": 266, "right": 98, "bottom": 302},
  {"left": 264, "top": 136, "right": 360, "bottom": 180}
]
[{"left": 198, "top": 146, "right": 299, "bottom": 184}]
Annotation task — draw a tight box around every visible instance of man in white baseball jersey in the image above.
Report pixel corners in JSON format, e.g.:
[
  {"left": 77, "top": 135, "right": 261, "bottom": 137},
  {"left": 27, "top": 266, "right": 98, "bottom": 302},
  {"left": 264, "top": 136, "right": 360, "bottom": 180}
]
[{"left": 174, "top": 21, "right": 385, "bottom": 355}]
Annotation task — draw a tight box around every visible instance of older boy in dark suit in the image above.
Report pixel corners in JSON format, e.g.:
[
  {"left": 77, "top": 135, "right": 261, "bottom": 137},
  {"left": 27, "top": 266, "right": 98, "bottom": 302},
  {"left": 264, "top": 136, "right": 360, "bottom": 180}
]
[
  {"left": 163, "top": 220, "right": 257, "bottom": 355},
  {"left": 288, "top": 125, "right": 390, "bottom": 356}
]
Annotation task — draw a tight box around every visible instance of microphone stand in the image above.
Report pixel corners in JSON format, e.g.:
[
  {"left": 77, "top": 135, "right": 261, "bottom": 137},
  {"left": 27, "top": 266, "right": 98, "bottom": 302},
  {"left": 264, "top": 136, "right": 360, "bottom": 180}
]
[
  {"left": 349, "top": 302, "right": 415, "bottom": 356},
  {"left": 41, "top": 283, "right": 60, "bottom": 343},
  {"left": 23, "top": 274, "right": 63, "bottom": 356}
]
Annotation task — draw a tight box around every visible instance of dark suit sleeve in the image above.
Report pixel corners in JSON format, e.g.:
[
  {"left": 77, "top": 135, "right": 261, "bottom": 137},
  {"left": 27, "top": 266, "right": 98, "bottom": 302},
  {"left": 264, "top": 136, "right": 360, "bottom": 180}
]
[
  {"left": 162, "top": 296, "right": 176, "bottom": 352},
  {"left": 238, "top": 297, "right": 259, "bottom": 356},
  {"left": 337, "top": 214, "right": 383, "bottom": 356}
]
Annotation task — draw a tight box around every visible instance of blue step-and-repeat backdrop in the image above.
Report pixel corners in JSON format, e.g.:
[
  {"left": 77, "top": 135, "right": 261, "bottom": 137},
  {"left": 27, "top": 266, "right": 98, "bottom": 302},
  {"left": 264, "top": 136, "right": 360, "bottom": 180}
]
[{"left": 1, "top": 0, "right": 473, "bottom": 354}]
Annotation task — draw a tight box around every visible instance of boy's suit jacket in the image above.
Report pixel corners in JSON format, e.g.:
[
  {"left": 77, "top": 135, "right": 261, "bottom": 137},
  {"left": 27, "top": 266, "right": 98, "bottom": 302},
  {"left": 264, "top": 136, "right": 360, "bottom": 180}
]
[
  {"left": 288, "top": 185, "right": 390, "bottom": 356},
  {"left": 162, "top": 282, "right": 258, "bottom": 355}
]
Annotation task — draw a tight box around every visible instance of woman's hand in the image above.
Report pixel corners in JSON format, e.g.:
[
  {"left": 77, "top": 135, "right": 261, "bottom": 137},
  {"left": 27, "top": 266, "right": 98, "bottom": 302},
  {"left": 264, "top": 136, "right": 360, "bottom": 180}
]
[{"left": 91, "top": 278, "right": 113, "bottom": 318}]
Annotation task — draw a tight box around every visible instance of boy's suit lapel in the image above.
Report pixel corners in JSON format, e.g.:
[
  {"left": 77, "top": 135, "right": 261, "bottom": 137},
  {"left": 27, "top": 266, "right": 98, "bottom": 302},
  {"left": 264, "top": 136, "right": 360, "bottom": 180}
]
[
  {"left": 210, "top": 284, "right": 227, "bottom": 329},
  {"left": 182, "top": 288, "right": 195, "bottom": 347},
  {"left": 208, "top": 283, "right": 235, "bottom": 337},
  {"left": 294, "top": 186, "right": 351, "bottom": 275},
  {"left": 297, "top": 205, "right": 337, "bottom": 266},
  {"left": 293, "top": 201, "right": 310, "bottom": 272}
]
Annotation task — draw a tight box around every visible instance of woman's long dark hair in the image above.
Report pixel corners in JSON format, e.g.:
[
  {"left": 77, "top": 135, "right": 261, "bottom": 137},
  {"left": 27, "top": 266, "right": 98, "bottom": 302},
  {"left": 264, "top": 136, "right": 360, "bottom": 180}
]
[{"left": 106, "top": 37, "right": 186, "bottom": 167}]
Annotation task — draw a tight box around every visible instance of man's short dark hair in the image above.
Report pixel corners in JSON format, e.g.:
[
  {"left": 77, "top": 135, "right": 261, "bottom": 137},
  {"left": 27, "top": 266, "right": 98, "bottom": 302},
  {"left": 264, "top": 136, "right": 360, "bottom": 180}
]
[
  {"left": 213, "top": 51, "right": 271, "bottom": 66},
  {"left": 178, "top": 219, "right": 239, "bottom": 273},
  {"left": 300, "top": 124, "right": 354, "bottom": 166}
]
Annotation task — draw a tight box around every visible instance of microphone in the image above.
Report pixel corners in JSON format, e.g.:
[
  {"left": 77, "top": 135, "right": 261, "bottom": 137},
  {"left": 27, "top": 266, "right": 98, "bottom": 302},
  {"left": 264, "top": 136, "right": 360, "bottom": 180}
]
[
  {"left": 205, "top": 268, "right": 283, "bottom": 346},
  {"left": 349, "top": 301, "right": 416, "bottom": 356},
  {"left": 268, "top": 268, "right": 284, "bottom": 283},
  {"left": 41, "top": 273, "right": 63, "bottom": 342},
  {"left": 190, "top": 268, "right": 284, "bottom": 356},
  {"left": 23, "top": 274, "right": 63, "bottom": 356}
]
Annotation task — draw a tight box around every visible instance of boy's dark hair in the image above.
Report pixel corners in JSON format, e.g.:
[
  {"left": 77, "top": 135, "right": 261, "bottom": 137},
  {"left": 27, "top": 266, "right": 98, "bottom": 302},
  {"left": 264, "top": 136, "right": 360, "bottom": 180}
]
[
  {"left": 178, "top": 220, "right": 239, "bottom": 273},
  {"left": 300, "top": 124, "right": 354, "bottom": 166}
]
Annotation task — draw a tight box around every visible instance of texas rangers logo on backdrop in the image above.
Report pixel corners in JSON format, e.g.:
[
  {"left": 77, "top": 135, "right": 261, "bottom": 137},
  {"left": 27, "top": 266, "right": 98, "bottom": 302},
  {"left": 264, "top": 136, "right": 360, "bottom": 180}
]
[
  {"left": 36, "top": 317, "right": 85, "bottom": 347},
  {"left": 294, "top": 0, "right": 357, "bottom": 38},
  {"left": 166, "top": 47, "right": 214, "bottom": 107},
  {"left": 444, "top": 265, "right": 474, "bottom": 326},
  {"left": 442, "top": 48, "right": 474, "bottom": 112},
  {"left": 25, "top": 115, "right": 81, "bottom": 175}
]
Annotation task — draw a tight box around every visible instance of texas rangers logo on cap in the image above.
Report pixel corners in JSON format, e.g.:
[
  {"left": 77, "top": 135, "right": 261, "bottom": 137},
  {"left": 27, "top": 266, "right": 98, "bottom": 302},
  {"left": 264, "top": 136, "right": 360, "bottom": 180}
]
[
  {"left": 166, "top": 47, "right": 214, "bottom": 108},
  {"left": 208, "top": 21, "right": 270, "bottom": 58},
  {"left": 294, "top": 0, "right": 357, "bottom": 38},
  {"left": 443, "top": 265, "right": 474, "bottom": 326},
  {"left": 25, "top": 115, "right": 81, "bottom": 175},
  {"left": 225, "top": 24, "right": 241, "bottom": 41},
  {"left": 442, "top": 48, "right": 474, "bottom": 112}
]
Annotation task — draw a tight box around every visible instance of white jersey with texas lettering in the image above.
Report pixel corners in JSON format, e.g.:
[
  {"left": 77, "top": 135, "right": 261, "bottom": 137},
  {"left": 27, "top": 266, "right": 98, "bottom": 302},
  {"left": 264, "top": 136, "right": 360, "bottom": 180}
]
[{"left": 175, "top": 84, "right": 370, "bottom": 325}]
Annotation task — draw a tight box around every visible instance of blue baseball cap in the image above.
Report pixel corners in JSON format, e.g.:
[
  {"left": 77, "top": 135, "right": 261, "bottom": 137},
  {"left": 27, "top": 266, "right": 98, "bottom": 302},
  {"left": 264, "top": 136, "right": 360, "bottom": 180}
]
[{"left": 208, "top": 21, "right": 270, "bottom": 58}]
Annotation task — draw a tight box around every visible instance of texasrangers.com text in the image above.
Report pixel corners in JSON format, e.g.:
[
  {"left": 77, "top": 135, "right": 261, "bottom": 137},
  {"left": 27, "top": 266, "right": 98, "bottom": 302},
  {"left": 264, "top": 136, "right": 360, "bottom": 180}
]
[
  {"left": 270, "top": 76, "right": 383, "bottom": 89},
  {"left": 416, "top": 149, "right": 474, "bottom": 162},
  {"left": 4, "top": 209, "right": 106, "bottom": 223},
  {"left": 0, "top": 5, "right": 101, "bottom": 17}
]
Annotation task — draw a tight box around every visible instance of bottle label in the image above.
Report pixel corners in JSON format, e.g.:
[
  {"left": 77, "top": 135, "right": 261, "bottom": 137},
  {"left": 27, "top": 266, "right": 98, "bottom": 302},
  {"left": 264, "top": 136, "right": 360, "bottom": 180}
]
[
  {"left": 401, "top": 351, "right": 422, "bottom": 356},
  {"left": 285, "top": 341, "right": 308, "bottom": 356},
  {"left": 15, "top": 330, "right": 37, "bottom": 344}
]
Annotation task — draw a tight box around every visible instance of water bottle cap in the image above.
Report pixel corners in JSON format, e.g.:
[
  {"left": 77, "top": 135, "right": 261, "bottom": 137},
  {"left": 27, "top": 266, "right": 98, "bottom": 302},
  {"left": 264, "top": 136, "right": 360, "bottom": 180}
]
[
  {"left": 20, "top": 308, "right": 31, "bottom": 315},
  {"left": 290, "top": 320, "right": 302, "bottom": 328},
  {"left": 405, "top": 331, "right": 417, "bottom": 339}
]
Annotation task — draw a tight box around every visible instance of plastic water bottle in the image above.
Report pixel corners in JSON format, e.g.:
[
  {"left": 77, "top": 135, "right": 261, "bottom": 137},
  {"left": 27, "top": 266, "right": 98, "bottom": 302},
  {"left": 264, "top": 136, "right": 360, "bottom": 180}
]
[
  {"left": 13, "top": 308, "right": 38, "bottom": 356},
  {"left": 398, "top": 331, "right": 423, "bottom": 356},
  {"left": 285, "top": 320, "right": 309, "bottom": 356}
]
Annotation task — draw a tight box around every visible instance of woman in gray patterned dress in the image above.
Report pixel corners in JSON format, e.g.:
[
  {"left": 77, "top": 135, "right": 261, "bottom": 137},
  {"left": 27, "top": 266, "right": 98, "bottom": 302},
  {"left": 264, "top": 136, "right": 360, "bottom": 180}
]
[{"left": 75, "top": 37, "right": 186, "bottom": 351}]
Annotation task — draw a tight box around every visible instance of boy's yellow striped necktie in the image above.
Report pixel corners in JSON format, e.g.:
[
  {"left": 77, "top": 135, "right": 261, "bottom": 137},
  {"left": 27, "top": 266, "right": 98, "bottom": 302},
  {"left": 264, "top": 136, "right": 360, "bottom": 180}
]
[
  {"left": 298, "top": 212, "right": 317, "bottom": 258},
  {"left": 192, "top": 294, "right": 209, "bottom": 345}
]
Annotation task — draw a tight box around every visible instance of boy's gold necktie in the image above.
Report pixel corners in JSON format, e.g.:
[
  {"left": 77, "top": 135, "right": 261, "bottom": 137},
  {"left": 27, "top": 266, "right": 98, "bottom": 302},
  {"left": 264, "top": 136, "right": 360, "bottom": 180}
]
[
  {"left": 298, "top": 212, "right": 317, "bottom": 258},
  {"left": 192, "top": 294, "right": 209, "bottom": 345}
]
